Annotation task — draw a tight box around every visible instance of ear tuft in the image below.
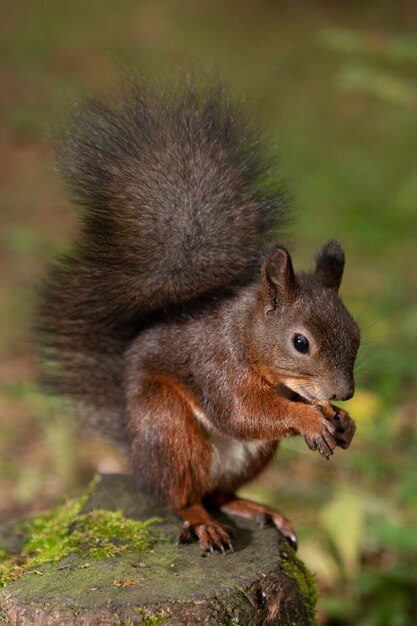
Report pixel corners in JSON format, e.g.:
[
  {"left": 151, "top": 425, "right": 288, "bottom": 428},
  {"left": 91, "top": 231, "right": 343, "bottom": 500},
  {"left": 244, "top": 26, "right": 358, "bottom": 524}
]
[
  {"left": 315, "top": 240, "right": 345, "bottom": 291},
  {"left": 261, "top": 247, "right": 297, "bottom": 312}
]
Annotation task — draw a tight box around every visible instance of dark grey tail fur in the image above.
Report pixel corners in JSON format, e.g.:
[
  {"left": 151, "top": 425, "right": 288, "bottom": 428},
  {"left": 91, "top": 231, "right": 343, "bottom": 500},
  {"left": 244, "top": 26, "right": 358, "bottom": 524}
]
[{"left": 36, "top": 77, "right": 287, "bottom": 444}]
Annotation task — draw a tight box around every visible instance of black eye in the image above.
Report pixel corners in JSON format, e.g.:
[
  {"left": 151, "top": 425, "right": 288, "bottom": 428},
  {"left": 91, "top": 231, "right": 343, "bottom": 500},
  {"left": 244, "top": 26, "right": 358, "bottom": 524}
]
[{"left": 292, "top": 333, "right": 310, "bottom": 354}]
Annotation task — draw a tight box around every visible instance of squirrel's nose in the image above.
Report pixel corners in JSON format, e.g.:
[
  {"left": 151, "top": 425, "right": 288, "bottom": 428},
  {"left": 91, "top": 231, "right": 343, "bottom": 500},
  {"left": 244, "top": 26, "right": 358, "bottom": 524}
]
[
  {"left": 331, "top": 384, "right": 354, "bottom": 402},
  {"left": 339, "top": 389, "right": 354, "bottom": 401}
]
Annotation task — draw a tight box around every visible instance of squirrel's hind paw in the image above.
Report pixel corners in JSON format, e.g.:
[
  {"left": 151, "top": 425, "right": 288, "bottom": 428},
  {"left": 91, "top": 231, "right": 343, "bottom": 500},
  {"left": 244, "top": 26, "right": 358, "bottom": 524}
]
[{"left": 177, "top": 520, "right": 235, "bottom": 553}]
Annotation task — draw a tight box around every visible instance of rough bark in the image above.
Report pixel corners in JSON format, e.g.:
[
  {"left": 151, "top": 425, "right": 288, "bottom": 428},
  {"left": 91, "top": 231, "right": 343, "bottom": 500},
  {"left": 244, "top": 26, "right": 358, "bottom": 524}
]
[{"left": 0, "top": 474, "right": 318, "bottom": 625}]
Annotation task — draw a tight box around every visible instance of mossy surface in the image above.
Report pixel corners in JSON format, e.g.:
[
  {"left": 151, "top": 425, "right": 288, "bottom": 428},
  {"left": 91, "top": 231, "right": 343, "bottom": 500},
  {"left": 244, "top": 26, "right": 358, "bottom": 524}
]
[
  {"left": 280, "top": 549, "right": 319, "bottom": 626},
  {"left": 0, "top": 477, "right": 159, "bottom": 589},
  {"left": 0, "top": 474, "right": 317, "bottom": 625},
  {"left": 135, "top": 608, "right": 166, "bottom": 625}
]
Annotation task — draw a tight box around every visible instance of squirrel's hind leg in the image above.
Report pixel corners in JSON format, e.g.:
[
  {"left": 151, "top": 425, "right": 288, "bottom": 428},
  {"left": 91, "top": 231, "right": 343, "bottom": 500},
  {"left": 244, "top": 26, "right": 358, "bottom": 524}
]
[
  {"left": 125, "top": 372, "right": 234, "bottom": 552},
  {"left": 210, "top": 493, "right": 298, "bottom": 550}
]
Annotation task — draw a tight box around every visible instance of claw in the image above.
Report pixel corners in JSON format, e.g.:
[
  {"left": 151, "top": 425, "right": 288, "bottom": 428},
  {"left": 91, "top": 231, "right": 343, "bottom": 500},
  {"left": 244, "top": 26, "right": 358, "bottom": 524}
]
[
  {"left": 182, "top": 521, "right": 235, "bottom": 553},
  {"left": 274, "top": 521, "right": 298, "bottom": 552},
  {"left": 278, "top": 530, "right": 298, "bottom": 552},
  {"left": 285, "top": 533, "right": 298, "bottom": 551},
  {"left": 177, "top": 521, "right": 194, "bottom": 545}
]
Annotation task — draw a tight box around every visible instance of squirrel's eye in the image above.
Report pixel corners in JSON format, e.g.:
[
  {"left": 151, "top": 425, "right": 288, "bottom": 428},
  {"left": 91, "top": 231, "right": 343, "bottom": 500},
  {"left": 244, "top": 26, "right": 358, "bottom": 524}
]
[{"left": 292, "top": 333, "right": 310, "bottom": 354}]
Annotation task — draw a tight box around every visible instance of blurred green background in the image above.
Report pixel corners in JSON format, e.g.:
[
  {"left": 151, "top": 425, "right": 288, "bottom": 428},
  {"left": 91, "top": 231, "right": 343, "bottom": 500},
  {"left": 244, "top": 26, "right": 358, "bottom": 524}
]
[{"left": 0, "top": 1, "right": 416, "bottom": 624}]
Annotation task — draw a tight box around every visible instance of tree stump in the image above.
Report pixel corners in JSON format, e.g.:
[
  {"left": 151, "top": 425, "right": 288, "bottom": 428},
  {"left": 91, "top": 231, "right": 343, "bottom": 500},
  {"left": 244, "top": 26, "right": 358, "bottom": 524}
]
[{"left": 0, "top": 474, "right": 318, "bottom": 625}]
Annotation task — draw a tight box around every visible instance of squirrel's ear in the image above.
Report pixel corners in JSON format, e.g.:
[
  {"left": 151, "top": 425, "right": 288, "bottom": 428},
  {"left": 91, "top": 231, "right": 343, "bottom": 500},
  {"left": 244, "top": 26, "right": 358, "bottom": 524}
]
[
  {"left": 261, "top": 247, "right": 297, "bottom": 314},
  {"left": 315, "top": 240, "right": 345, "bottom": 291}
]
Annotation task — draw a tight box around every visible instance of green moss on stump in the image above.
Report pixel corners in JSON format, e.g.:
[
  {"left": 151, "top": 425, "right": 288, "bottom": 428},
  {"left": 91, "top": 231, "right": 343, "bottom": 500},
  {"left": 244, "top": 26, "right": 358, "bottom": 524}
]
[
  {"left": 135, "top": 608, "right": 166, "bottom": 625},
  {"left": 0, "top": 477, "right": 160, "bottom": 589},
  {"left": 0, "top": 474, "right": 318, "bottom": 625},
  {"left": 280, "top": 549, "right": 319, "bottom": 626}
]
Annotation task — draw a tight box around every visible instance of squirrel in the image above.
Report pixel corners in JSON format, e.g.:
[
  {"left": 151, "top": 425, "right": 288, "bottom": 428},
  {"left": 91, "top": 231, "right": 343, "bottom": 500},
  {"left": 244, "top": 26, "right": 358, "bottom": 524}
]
[{"left": 36, "top": 77, "right": 360, "bottom": 552}]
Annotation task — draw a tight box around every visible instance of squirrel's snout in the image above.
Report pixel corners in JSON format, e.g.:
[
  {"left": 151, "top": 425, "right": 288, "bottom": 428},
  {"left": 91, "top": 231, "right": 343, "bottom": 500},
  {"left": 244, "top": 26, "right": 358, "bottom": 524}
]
[{"left": 330, "top": 384, "right": 354, "bottom": 402}]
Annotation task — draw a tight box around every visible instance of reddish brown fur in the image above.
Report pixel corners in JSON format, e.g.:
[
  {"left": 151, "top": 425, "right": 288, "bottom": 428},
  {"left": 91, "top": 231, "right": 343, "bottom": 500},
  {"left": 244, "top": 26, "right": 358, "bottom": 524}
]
[
  {"left": 125, "top": 248, "right": 359, "bottom": 550},
  {"left": 125, "top": 373, "right": 213, "bottom": 509},
  {"left": 71, "top": 240, "right": 356, "bottom": 554},
  {"left": 37, "top": 79, "right": 360, "bottom": 552}
]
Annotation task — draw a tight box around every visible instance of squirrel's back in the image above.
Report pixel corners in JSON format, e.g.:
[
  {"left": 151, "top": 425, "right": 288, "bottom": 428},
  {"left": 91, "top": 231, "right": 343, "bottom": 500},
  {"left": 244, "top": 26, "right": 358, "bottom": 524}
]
[{"left": 36, "top": 77, "right": 287, "bottom": 443}]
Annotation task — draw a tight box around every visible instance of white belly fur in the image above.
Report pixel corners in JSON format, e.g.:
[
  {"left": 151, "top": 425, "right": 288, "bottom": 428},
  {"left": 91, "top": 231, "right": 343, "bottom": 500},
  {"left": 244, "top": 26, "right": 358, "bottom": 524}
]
[{"left": 193, "top": 408, "right": 265, "bottom": 488}]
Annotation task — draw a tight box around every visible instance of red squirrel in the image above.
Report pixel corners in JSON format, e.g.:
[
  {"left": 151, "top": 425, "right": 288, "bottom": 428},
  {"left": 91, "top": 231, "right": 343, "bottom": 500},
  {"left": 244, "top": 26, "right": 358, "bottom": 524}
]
[{"left": 37, "top": 77, "right": 360, "bottom": 552}]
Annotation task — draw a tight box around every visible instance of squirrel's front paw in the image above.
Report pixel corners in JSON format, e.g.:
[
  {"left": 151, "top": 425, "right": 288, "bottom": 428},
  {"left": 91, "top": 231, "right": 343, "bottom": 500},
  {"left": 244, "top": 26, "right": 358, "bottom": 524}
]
[
  {"left": 331, "top": 407, "right": 356, "bottom": 449},
  {"left": 304, "top": 412, "right": 337, "bottom": 459}
]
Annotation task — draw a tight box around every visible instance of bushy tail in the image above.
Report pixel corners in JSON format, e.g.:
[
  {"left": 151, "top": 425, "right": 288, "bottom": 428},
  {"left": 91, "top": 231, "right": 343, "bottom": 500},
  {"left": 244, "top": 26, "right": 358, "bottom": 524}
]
[{"left": 36, "top": 77, "right": 287, "bottom": 444}]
